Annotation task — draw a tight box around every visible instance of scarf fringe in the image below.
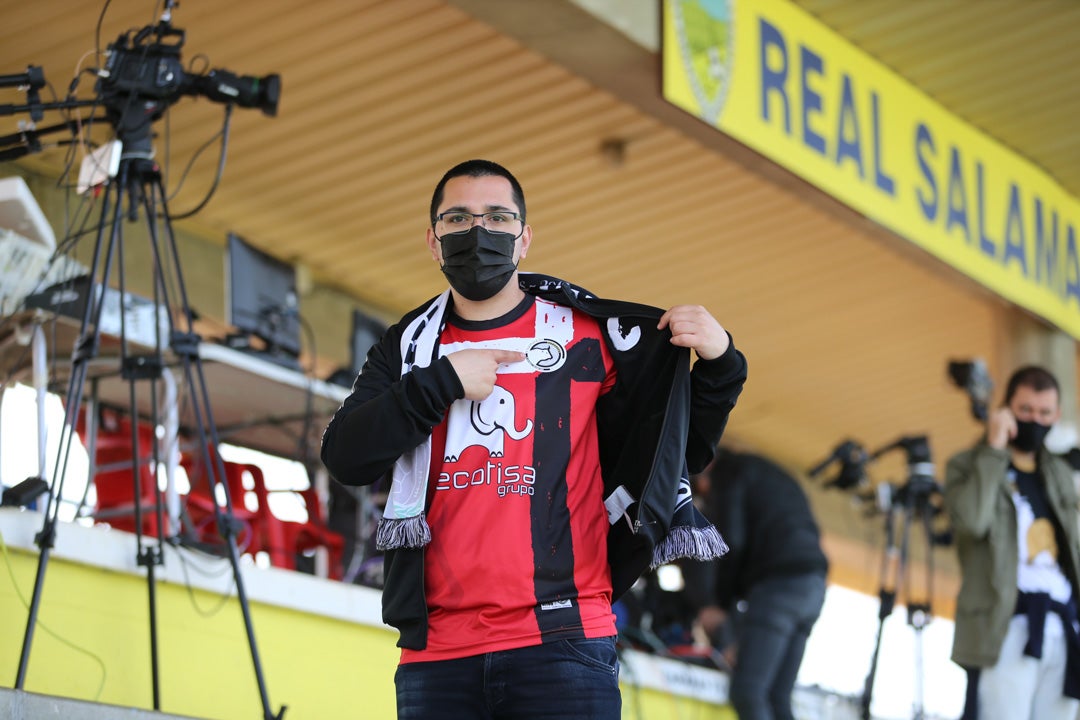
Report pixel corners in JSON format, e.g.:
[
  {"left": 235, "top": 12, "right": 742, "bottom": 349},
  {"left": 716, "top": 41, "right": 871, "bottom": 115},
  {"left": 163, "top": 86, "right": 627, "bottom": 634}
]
[
  {"left": 376, "top": 514, "right": 432, "bottom": 551},
  {"left": 650, "top": 525, "right": 729, "bottom": 569}
]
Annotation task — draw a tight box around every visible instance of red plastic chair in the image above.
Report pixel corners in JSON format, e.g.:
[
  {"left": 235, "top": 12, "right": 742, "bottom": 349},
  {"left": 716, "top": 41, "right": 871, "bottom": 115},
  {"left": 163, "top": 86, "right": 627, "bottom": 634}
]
[
  {"left": 180, "top": 444, "right": 265, "bottom": 557},
  {"left": 275, "top": 485, "right": 345, "bottom": 580},
  {"left": 180, "top": 443, "right": 344, "bottom": 578},
  {"left": 76, "top": 407, "right": 164, "bottom": 536}
]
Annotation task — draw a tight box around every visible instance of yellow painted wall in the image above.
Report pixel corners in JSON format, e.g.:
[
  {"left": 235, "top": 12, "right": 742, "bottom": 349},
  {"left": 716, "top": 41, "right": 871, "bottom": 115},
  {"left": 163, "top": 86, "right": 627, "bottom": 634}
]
[
  {"left": 0, "top": 538, "right": 398, "bottom": 719},
  {"left": 1, "top": 533, "right": 734, "bottom": 719}
]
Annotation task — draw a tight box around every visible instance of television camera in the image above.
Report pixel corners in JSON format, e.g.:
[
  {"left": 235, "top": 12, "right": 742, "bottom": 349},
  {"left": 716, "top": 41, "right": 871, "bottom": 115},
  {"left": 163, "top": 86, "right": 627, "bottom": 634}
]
[
  {"left": 95, "top": 11, "right": 280, "bottom": 156},
  {"left": 1, "top": 1, "right": 280, "bottom": 161},
  {"left": 2, "top": 5, "right": 285, "bottom": 717},
  {"left": 810, "top": 432, "right": 950, "bottom": 720}
]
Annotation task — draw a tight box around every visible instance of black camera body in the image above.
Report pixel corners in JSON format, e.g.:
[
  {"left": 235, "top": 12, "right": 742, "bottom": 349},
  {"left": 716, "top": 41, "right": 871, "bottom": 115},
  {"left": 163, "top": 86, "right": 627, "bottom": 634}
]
[
  {"left": 98, "top": 24, "right": 187, "bottom": 102},
  {"left": 948, "top": 359, "right": 993, "bottom": 422},
  {"left": 95, "top": 21, "right": 280, "bottom": 155}
]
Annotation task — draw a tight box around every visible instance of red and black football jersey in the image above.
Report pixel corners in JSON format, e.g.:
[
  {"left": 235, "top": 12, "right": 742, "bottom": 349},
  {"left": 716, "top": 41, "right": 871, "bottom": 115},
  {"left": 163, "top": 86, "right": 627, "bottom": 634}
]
[{"left": 399, "top": 296, "right": 618, "bottom": 663}]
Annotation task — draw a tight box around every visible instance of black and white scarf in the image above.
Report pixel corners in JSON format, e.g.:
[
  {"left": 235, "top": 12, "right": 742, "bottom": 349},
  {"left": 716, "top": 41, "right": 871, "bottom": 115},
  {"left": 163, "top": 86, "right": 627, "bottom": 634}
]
[{"left": 375, "top": 278, "right": 727, "bottom": 569}]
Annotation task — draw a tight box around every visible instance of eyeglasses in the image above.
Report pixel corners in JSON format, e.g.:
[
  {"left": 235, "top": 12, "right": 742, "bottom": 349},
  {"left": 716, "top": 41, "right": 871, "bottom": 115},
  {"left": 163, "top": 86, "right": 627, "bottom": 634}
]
[{"left": 433, "top": 210, "right": 523, "bottom": 236}]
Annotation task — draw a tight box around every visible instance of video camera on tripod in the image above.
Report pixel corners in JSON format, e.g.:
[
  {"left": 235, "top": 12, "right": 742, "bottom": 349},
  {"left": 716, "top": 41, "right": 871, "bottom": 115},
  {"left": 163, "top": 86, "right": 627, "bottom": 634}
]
[
  {"left": 807, "top": 438, "right": 870, "bottom": 491},
  {"left": 806, "top": 357, "right": 993, "bottom": 718},
  {"left": 810, "top": 434, "right": 951, "bottom": 719},
  {"left": 809, "top": 434, "right": 950, "bottom": 535},
  {"left": 3, "top": 4, "right": 285, "bottom": 716},
  {"left": 96, "top": 12, "right": 279, "bottom": 155},
  {"left": 1, "top": 0, "right": 280, "bottom": 165}
]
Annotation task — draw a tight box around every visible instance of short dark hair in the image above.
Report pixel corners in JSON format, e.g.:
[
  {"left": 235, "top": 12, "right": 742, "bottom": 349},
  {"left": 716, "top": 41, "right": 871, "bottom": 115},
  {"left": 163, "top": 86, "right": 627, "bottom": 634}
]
[
  {"left": 1004, "top": 365, "right": 1060, "bottom": 405},
  {"left": 429, "top": 159, "right": 526, "bottom": 225}
]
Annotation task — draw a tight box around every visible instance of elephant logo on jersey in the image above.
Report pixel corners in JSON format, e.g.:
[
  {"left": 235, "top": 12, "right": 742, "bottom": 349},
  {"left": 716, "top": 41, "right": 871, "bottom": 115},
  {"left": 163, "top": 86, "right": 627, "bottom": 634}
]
[
  {"left": 525, "top": 339, "right": 566, "bottom": 372},
  {"left": 444, "top": 386, "right": 534, "bottom": 462}
]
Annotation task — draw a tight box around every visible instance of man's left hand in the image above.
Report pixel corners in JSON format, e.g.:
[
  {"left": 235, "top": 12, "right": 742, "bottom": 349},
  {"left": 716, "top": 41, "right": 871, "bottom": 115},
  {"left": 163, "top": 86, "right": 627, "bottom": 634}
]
[{"left": 659, "top": 305, "right": 729, "bottom": 360}]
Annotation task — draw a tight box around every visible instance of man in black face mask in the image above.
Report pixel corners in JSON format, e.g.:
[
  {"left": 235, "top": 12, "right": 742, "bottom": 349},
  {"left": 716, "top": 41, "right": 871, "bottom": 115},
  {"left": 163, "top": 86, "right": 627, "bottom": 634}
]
[
  {"left": 945, "top": 365, "right": 1080, "bottom": 720},
  {"left": 321, "top": 159, "right": 747, "bottom": 719}
]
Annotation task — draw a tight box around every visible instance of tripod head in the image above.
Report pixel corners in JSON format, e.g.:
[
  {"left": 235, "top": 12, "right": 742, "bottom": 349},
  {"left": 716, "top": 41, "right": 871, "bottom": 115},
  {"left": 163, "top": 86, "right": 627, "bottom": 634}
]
[
  {"left": 807, "top": 438, "right": 870, "bottom": 490},
  {"left": 811, "top": 434, "right": 950, "bottom": 542},
  {"left": 871, "top": 435, "right": 935, "bottom": 489},
  {"left": 870, "top": 435, "right": 945, "bottom": 518}
]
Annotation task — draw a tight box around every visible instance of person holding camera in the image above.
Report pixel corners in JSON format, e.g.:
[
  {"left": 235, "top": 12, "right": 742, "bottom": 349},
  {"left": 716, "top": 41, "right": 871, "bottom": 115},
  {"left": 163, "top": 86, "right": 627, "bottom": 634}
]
[{"left": 944, "top": 365, "right": 1080, "bottom": 720}]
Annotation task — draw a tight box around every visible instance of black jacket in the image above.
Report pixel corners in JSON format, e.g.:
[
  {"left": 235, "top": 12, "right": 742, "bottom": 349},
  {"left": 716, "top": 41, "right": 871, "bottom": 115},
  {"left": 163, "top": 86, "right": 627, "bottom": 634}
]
[
  {"left": 320, "top": 274, "right": 747, "bottom": 648},
  {"left": 693, "top": 450, "right": 829, "bottom": 611}
]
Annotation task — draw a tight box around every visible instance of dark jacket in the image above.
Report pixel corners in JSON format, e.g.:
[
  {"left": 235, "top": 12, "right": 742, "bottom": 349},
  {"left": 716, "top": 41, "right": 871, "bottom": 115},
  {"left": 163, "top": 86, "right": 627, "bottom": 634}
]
[
  {"left": 945, "top": 442, "right": 1080, "bottom": 668},
  {"left": 320, "top": 273, "right": 747, "bottom": 648},
  {"left": 685, "top": 450, "right": 829, "bottom": 612}
]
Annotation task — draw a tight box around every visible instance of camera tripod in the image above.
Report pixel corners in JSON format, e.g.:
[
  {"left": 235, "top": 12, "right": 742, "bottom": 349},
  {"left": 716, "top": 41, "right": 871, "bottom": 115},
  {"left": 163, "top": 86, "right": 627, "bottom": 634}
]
[
  {"left": 860, "top": 435, "right": 946, "bottom": 720},
  {"left": 13, "top": 152, "right": 284, "bottom": 720}
]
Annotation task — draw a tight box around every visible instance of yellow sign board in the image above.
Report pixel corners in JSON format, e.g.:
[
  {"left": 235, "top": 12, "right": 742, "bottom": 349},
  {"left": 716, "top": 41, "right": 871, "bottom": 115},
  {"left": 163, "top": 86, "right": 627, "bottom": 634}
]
[{"left": 663, "top": 0, "right": 1080, "bottom": 339}]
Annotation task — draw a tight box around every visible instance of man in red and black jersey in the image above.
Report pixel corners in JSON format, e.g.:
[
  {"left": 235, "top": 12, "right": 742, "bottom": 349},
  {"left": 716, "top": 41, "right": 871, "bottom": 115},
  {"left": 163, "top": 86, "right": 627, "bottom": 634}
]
[{"left": 321, "top": 159, "right": 747, "bottom": 719}]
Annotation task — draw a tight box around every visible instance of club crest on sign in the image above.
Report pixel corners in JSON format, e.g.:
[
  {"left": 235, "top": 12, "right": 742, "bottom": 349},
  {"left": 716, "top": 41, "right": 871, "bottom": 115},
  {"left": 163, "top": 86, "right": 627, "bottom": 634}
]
[{"left": 672, "top": 0, "right": 733, "bottom": 125}]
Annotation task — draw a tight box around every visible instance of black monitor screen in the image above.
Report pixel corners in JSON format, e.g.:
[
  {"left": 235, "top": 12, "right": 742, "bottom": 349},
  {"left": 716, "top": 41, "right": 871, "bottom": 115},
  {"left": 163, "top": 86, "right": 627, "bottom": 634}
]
[
  {"left": 225, "top": 232, "right": 301, "bottom": 358},
  {"left": 351, "top": 309, "right": 386, "bottom": 375}
]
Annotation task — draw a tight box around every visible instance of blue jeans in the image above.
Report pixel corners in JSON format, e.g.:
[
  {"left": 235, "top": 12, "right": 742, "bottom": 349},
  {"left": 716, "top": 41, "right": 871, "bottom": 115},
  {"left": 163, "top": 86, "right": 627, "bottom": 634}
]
[
  {"left": 395, "top": 636, "right": 621, "bottom": 720},
  {"left": 728, "top": 573, "right": 827, "bottom": 720}
]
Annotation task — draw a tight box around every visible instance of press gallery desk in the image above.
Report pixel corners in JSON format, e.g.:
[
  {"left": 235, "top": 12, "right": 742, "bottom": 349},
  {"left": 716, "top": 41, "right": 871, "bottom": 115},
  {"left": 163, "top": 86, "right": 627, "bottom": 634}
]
[
  {"left": 0, "top": 308, "right": 348, "bottom": 462},
  {"left": 0, "top": 308, "right": 350, "bottom": 575}
]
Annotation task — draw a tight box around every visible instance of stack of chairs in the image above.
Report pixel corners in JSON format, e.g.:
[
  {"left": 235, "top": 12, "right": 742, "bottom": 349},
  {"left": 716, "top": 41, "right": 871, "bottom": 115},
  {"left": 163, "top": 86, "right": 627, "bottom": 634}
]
[
  {"left": 180, "top": 444, "right": 263, "bottom": 557},
  {"left": 76, "top": 405, "right": 347, "bottom": 579},
  {"left": 76, "top": 406, "right": 165, "bottom": 537},
  {"left": 180, "top": 441, "right": 345, "bottom": 579},
  {"left": 262, "top": 482, "right": 345, "bottom": 579}
]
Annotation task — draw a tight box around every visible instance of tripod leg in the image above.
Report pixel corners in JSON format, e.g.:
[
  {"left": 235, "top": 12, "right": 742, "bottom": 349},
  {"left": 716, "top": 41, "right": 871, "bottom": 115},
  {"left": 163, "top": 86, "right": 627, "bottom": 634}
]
[
  {"left": 905, "top": 497, "right": 939, "bottom": 720},
  {"left": 15, "top": 169, "right": 126, "bottom": 689},
  {"left": 16, "top": 158, "right": 282, "bottom": 720},
  {"left": 862, "top": 500, "right": 897, "bottom": 720},
  {"left": 143, "top": 169, "right": 281, "bottom": 720}
]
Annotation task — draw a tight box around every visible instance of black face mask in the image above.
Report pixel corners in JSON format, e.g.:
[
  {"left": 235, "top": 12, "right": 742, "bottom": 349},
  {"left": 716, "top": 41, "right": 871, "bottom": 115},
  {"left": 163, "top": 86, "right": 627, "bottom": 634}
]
[
  {"left": 1011, "top": 419, "right": 1052, "bottom": 453},
  {"left": 438, "top": 226, "right": 518, "bottom": 301}
]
